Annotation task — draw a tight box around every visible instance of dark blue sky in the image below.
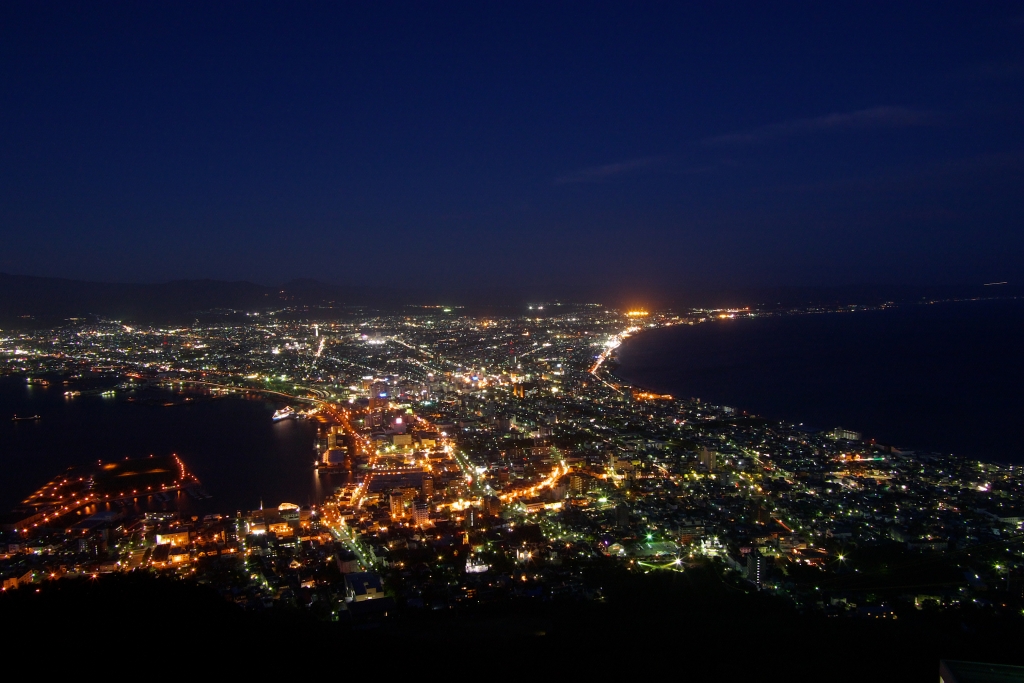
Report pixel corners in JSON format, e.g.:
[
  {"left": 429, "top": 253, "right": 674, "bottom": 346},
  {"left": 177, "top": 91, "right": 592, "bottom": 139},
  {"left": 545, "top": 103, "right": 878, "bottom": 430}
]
[{"left": 1, "top": 3, "right": 1022, "bottom": 299}]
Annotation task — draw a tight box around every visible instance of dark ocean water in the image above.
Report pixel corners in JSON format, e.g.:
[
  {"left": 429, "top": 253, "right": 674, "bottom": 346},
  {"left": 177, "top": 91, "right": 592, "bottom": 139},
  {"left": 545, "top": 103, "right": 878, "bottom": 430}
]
[
  {"left": 614, "top": 298, "right": 1024, "bottom": 463},
  {"left": 0, "top": 380, "right": 330, "bottom": 513}
]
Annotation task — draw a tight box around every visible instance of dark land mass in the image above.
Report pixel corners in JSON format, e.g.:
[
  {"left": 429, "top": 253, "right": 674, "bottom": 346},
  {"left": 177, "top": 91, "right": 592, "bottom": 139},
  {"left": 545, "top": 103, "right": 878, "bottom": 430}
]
[
  {"left": 2, "top": 565, "right": 1020, "bottom": 678},
  {"left": 0, "top": 272, "right": 389, "bottom": 327},
  {"left": 649, "top": 283, "right": 1023, "bottom": 311},
  {"left": 2, "top": 271, "right": 1021, "bottom": 327}
]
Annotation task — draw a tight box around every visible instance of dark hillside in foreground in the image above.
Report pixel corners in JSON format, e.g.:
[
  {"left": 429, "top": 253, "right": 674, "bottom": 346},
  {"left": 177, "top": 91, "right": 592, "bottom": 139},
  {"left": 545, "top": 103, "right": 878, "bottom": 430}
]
[{"left": 3, "top": 568, "right": 1022, "bottom": 678}]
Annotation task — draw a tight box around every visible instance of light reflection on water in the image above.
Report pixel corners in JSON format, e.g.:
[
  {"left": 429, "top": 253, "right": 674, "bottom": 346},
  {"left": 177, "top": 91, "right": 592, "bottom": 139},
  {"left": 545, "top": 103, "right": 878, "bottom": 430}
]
[{"left": 1, "top": 379, "right": 324, "bottom": 514}]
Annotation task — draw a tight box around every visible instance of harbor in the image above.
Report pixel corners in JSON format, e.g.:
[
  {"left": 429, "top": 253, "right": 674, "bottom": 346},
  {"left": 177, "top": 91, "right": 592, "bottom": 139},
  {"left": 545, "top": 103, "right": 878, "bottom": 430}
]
[
  {"left": 0, "top": 454, "right": 201, "bottom": 533},
  {"left": 0, "top": 377, "right": 320, "bottom": 514}
]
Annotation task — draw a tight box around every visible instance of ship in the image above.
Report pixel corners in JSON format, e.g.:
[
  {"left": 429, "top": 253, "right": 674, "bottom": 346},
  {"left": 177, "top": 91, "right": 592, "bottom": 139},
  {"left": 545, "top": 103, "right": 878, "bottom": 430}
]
[
  {"left": 12, "top": 414, "right": 42, "bottom": 422},
  {"left": 272, "top": 406, "right": 296, "bottom": 421}
]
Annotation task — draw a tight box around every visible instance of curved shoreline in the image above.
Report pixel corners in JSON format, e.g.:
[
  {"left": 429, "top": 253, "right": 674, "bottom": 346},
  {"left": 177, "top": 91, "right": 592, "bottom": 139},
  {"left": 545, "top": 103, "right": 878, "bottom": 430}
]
[
  {"left": 604, "top": 301, "right": 1024, "bottom": 462},
  {"left": 0, "top": 377, "right": 320, "bottom": 513}
]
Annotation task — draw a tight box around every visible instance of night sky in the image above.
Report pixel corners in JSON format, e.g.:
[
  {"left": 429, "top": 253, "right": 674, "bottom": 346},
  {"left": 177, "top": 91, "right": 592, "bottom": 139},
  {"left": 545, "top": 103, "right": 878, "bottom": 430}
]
[{"left": 2, "top": 3, "right": 1022, "bottom": 299}]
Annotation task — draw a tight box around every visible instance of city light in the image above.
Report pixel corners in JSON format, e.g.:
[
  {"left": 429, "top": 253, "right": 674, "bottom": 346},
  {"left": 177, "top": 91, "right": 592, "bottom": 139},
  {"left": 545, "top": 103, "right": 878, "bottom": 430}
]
[{"left": 0, "top": 302, "right": 1012, "bottom": 633}]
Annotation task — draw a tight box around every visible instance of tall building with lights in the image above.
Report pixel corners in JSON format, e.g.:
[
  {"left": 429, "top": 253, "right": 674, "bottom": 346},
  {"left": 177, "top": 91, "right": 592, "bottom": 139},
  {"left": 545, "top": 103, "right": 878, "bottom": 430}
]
[
  {"left": 699, "top": 447, "right": 717, "bottom": 472},
  {"left": 413, "top": 502, "right": 429, "bottom": 527}
]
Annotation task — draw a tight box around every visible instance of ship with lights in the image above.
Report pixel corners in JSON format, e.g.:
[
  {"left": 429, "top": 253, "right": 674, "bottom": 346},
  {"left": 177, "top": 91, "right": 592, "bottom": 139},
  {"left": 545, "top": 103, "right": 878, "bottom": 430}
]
[{"left": 272, "top": 406, "right": 296, "bottom": 421}]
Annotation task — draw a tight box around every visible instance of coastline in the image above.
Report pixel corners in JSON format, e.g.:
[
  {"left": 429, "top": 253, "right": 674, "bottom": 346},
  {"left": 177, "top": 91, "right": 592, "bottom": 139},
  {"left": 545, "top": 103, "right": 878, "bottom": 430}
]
[
  {"left": 605, "top": 299, "right": 1024, "bottom": 463},
  {"left": 0, "top": 377, "right": 320, "bottom": 513}
]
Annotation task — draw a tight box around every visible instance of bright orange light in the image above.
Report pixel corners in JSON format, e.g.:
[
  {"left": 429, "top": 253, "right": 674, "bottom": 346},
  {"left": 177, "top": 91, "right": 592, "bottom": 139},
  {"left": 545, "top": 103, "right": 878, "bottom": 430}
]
[{"left": 634, "top": 391, "right": 673, "bottom": 401}]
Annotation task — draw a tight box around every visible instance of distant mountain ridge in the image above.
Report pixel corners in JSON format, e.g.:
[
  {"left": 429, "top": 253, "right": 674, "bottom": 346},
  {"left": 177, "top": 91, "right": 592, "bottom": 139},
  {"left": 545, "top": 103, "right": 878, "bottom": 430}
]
[
  {"left": 0, "top": 272, "right": 1017, "bottom": 327},
  {"left": 654, "top": 283, "right": 1024, "bottom": 310},
  {"left": 0, "top": 272, "right": 383, "bottom": 326}
]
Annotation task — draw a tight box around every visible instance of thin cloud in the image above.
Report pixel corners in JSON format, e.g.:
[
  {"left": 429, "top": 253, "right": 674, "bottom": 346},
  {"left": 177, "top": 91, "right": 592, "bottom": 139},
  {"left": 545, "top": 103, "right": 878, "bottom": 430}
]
[
  {"left": 554, "top": 157, "right": 661, "bottom": 184},
  {"left": 704, "top": 106, "right": 934, "bottom": 145}
]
